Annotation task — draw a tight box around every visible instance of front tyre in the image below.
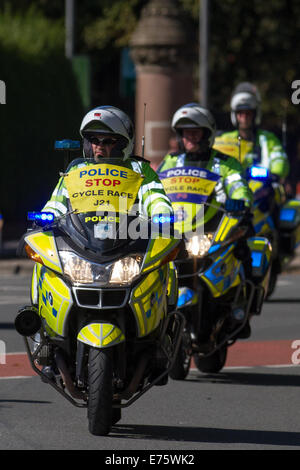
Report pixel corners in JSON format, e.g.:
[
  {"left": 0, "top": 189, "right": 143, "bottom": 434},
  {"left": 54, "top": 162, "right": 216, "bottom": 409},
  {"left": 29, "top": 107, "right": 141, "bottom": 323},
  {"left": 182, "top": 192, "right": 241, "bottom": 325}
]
[
  {"left": 266, "top": 268, "right": 278, "bottom": 299},
  {"left": 169, "top": 332, "right": 191, "bottom": 380},
  {"left": 88, "top": 348, "right": 113, "bottom": 436},
  {"left": 194, "top": 345, "right": 227, "bottom": 373}
]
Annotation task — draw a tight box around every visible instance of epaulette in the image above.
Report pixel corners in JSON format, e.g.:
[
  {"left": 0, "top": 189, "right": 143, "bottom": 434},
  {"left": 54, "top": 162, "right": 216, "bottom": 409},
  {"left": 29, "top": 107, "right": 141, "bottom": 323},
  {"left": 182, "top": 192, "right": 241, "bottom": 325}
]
[
  {"left": 213, "top": 151, "right": 229, "bottom": 161},
  {"left": 65, "top": 157, "right": 87, "bottom": 171},
  {"left": 131, "top": 155, "right": 150, "bottom": 163}
]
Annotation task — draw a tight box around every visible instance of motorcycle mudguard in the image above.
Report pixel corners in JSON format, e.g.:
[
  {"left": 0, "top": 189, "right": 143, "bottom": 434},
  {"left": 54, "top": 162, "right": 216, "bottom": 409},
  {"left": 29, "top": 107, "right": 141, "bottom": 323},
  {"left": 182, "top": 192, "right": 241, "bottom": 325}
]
[
  {"left": 247, "top": 236, "right": 272, "bottom": 279},
  {"left": 77, "top": 323, "right": 125, "bottom": 348}
]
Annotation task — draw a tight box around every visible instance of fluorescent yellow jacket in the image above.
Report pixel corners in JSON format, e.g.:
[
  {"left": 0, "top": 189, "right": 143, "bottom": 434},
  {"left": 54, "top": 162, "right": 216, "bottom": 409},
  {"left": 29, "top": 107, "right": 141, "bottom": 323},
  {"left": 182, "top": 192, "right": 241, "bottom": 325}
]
[
  {"left": 157, "top": 149, "right": 253, "bottom": 207},
  {"left": 214, "top": 129, "right": 289, "bottom": 179}
]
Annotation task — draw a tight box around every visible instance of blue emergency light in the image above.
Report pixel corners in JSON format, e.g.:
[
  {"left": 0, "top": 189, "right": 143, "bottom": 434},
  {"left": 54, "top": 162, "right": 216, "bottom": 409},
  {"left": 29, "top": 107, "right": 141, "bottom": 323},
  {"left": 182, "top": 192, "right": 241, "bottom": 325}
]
[
  {"left": 54, "top": 140, "right": 80, "bottom": 150},
  {"left": 152, "top": 215, "right": 175, "bottom": 224},
  {"left": 250, "top": 166, "right": 269, "bottom": 179},
  {"left": 27, "top": 212, "right": 55, "bottom": 224}
]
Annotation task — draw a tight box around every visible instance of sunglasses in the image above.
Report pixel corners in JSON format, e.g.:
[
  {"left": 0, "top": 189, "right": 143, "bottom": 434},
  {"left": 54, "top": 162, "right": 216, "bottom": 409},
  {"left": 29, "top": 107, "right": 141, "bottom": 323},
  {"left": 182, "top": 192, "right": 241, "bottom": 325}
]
[{"left": 89, "top": 136, "right": 118, "bottom": 145}]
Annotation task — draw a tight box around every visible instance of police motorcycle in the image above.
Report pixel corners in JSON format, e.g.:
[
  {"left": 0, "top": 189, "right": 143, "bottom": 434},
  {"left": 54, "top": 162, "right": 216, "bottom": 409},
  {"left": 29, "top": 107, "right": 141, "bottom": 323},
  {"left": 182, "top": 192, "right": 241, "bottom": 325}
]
[
  {"left": 15, "top": 141, "right": 184, "bottom": 436},
  {"left": 158, "top": 165, "right": 271, "bottom": 377},
  {"left": 213, "top": 136, "right": 300, "bottom": 298}
]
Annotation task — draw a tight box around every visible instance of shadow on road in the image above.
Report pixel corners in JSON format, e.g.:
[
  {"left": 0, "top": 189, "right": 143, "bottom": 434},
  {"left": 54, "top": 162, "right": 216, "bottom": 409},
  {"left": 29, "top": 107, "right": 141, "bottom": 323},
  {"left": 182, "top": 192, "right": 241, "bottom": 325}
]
[
  {"left": 0, "top": 399, "right": 51, "bottom": 408},
  {"left": 111, "top": 423, "right": 300, "bottom": 447},
  {"left": 266, "top": 298, "right": 300, "bottom": 303},
  {"left": 0, "top": 322, "right": 15, "bottom": 330},
  {"left": 186, "top": 370, "right": 300, "bottom": 387}
]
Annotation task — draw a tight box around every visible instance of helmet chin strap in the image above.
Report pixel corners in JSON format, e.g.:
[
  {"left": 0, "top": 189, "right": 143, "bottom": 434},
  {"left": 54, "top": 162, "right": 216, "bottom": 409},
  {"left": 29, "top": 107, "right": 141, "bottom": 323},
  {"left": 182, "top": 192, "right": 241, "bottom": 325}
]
[{"left": 83, "top": 138, "right": 94, "bottom": 159}]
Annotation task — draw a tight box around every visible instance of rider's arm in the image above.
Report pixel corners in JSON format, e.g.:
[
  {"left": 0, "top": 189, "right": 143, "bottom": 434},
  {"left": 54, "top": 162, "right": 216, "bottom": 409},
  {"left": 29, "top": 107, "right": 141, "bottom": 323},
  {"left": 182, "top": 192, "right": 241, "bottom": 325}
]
[
  {"left": 42, "top": 176, "right": 68, "bottom": 217},
  {"left": 220, "top": 154, "right": 253, "bottom": 208},
  {"left": 264, "top": 131, "right": 289, "bottom": 179},
  {"left": 138, "top": 161, "right": 173, "bottom": 217}
]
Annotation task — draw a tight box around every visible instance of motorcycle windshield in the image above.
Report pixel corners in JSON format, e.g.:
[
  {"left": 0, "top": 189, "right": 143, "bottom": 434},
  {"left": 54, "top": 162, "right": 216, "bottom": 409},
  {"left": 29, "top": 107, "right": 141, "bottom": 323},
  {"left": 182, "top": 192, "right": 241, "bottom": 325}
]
[
  {"left": 159, "top": 166, "right": 221, "bottom": 235},
  {"left": 59, "top": 160, "right": 147, "bottom": 256}
]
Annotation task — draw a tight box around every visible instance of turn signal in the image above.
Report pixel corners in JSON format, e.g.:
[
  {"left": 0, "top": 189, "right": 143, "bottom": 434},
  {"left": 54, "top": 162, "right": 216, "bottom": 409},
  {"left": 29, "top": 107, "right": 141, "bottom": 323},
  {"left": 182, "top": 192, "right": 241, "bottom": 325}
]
[
  {"left": 162, "top": 245, "right": 180, "bottom": 265},
  {"left": 25, "top": 243, "right": 44, "bottom": 265}
]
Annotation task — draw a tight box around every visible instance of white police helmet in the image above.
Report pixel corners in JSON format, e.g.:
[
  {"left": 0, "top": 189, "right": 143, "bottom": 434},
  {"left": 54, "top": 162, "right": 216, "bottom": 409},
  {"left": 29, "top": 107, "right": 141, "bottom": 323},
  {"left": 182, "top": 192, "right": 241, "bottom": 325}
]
[
  {"left": 172, "top": 103, "right": 216, "bottom": 148},
  {"left": 230, "top": 82, "right": 261, "bottom": 127},
  {"left": 80, "top": 106, "right": 134, "bottom": 160}
]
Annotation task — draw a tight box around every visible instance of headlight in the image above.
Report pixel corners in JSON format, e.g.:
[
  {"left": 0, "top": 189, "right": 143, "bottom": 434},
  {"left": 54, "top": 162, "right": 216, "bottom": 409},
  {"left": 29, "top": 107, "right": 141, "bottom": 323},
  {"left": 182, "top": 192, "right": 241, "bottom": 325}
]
[
  {"left": 110, "top": 256, "right": 142, "bottom": 285},
  {"left": 59, "top": 251, "right": 142, "bottom": 285},
  {"left": 185, "top": 233, "right": 213, "bottom": 257}
]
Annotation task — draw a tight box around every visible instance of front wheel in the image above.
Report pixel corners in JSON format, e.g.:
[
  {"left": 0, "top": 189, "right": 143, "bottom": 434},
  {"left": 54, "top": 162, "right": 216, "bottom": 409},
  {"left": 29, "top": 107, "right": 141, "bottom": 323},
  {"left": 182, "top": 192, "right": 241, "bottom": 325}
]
[
  {"left": 266, "top": 269, "right": 278, "bottom": 299},
  {"left": 194, "top": 345, "right": 227, "bottom": 373},
  {"left": 169, "top": 332, "right": 191, "bottom": 380},
  {"left": 87, "top": 348, "right": 113, "bottom": 436}
]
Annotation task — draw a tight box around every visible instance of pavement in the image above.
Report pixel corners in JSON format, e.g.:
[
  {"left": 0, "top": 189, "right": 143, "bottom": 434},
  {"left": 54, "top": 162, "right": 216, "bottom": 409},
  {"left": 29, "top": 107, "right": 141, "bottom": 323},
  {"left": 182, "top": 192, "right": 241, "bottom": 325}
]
[
  {"left": 1, "top": 239, "right": 300, "bottom": 276},
  {"left": 0, "top": 240, "right": 33, "bottom": 275}
]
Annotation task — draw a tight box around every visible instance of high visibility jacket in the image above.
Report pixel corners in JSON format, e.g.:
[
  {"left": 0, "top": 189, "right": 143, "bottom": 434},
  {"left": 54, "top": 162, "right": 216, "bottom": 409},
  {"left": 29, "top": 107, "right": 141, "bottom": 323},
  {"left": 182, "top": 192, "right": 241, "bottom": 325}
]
[
  {"left": 216, "top": 129, "right": 289, "bottom": 179},
  {"left": 157, "top": 149, "right": 253, "bottom": 207},
  {"left": 42, "top": 157, "right": 173, "bottom": 217}
]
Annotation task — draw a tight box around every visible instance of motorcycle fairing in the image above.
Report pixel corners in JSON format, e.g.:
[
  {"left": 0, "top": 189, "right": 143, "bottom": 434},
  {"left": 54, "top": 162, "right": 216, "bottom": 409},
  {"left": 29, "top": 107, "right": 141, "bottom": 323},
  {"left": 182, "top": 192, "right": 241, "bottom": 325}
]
[
  {"left": 200, "top": 244, "right": 241, "bottom": 297},
  {"left": 214, "top": 215, "right": 239, "bottom": 243},
  {"left": 31, "top": 264, "right": 39, "bottom": 305},
  {"left": 35, "top": 262, "right": 73, "bottom": 337},
  {"left": 25, "top": 231, "right": 63, "bottom": 274},
  {"left": 142, "top": 237, "right": 179, "bottom": 273},
  {"left": 129, "top": 264, "right": 169, "bottom": 337},
  {"left": 77, "top": 323, "right": 125, "bottom": 348}
]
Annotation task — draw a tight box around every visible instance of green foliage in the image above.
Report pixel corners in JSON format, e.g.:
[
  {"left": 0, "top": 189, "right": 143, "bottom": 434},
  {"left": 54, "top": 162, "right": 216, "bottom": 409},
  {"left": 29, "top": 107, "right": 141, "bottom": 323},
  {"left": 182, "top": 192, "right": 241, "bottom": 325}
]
[
  {"left": 0, "top": 2, "right": 84, "bottom": 236},
  {"left": 0, "top": 3, "right": 64, "bottom": 59},
  {"left": 84, "top": 0, "right": 142, "bottom": 49},
  {"left": 208, "top": 0, "right": 300, "bottom": 128}
]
